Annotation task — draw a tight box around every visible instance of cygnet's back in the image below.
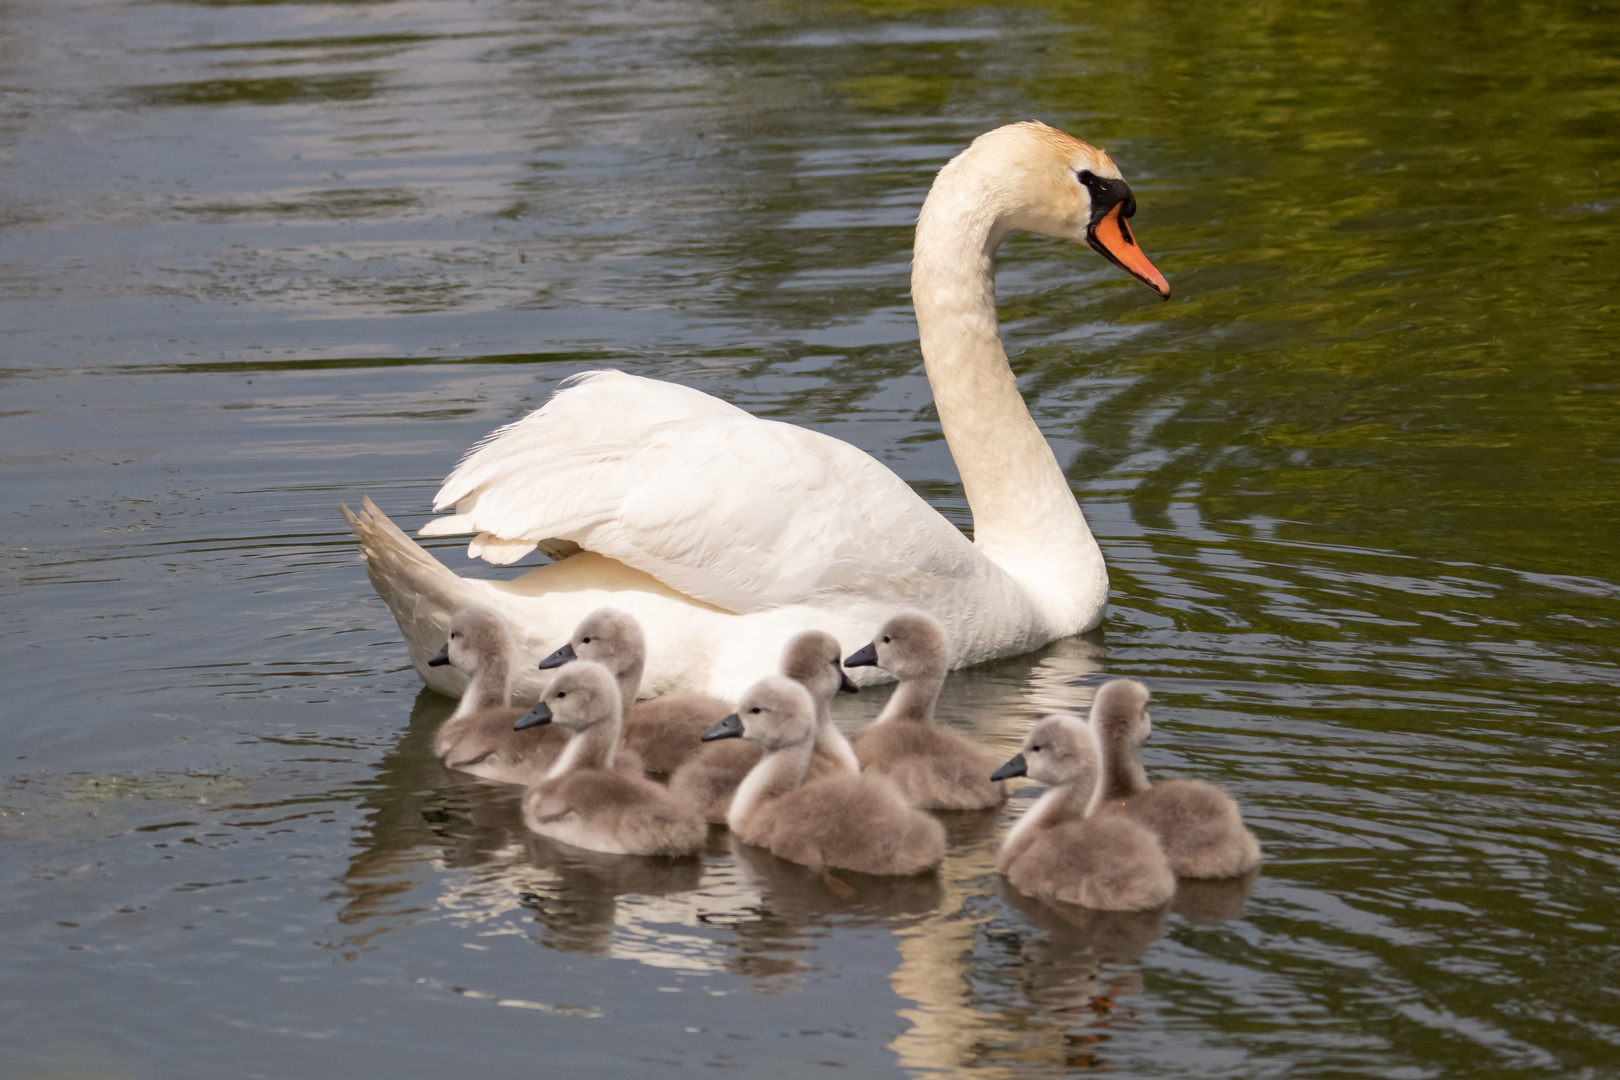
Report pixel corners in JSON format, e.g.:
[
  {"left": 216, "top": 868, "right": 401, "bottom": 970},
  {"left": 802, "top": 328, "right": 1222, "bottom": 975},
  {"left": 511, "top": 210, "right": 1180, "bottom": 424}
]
[
  {"left": 1088, "top": 679, "right": 1261, "bottom": 880},
  {"left": 994, "top": 715, "right": 1173, "bottom": 912},
  {"left": 519, "top": 662, "right": 705, "bottom": 858},
  {"left": 670, "top": 630, "right": 860, "bottom": 825},
  {"left": 704, "top": 676, "right": 944, "bottom": 877},
  {"left": 541, "top": 607, "right": 730, "bottom": 776},
  {"left": 430, "top": 606, "right": 570, "bottom": 784},
  {"left": 845, "top": 611, "right": 1004, "bottom": 810}
]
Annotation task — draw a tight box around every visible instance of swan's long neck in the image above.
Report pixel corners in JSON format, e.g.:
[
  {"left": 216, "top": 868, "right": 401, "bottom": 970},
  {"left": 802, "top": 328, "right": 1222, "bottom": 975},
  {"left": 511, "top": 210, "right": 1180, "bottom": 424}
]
[
  {"left": 1088, "top": 725, "right": 1151, "bottom": 811},
  {"left": 728, "top": 738, "right": 812, "bottom": 831},
  {"left": 875, "top": 670, "right": 943, "bottom": 724},
  {"left": 547, "top": 710, "right": 621, "bottom": 779},
  {"left": 912, "top": 158, "right": 1106, "bottom": 626},
  {"left": 456, "top": 650, "right": 511, "bottom": 718}
]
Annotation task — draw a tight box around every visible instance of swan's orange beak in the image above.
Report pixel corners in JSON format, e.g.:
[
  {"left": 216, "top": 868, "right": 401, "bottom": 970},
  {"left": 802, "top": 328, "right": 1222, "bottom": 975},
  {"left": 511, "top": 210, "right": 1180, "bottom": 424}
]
[{"left": 1086, "top": 204, "right": 1170, "bottom": 300}]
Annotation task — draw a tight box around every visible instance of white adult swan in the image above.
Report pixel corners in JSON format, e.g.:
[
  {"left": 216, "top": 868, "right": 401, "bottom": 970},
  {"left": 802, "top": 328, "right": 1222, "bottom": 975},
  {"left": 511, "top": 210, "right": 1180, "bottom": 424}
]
[{"left": 344, "top": 120, "right": 1170, "bottom": 702}]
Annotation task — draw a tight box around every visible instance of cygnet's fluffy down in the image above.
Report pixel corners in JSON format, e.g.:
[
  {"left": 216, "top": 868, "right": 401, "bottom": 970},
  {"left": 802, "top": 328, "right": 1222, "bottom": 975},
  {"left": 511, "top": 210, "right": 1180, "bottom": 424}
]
[
  {"left": 540, "top": 607, "right": 729, "bottom": 776},
  {"left": 518, "top": 661, "right": 705, "bottom": 857},
  {"left": 705, "top": 676, "right": 943, "bottom": 876},
  {"left": 993, "top": 715, "right": 1173, "bottom": 912},
  {"left": 429, "top": 606, "right": 571, "bottom": 784},
  {"left": 1087, "top": 679, "right": 1261, "bottom": 880},
  {"left": 670, "top": 630, "right": 860, "bottom": 824},
  {"left": 845, "top": 610, "right": 1004, "bottom": 810}
]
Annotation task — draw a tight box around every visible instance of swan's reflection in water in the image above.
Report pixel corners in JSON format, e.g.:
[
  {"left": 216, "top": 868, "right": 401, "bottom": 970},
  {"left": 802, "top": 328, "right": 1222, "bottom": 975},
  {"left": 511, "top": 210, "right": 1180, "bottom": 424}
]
[{"left": 333, "top": 638, "right": 1251, "bottom": 1071}]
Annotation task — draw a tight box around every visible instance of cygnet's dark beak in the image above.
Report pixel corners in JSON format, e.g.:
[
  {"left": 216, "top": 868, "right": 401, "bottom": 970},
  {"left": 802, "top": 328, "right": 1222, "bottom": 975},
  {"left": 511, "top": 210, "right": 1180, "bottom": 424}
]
[
  {"left": 701, "top": 713, "right": 744, "bottom": 742},
  {"left": 538, "top": 642, "right": 576, "bottom": 670},
  {"left": 514, "top": 700, "right": 552, "bottom": 731},
  {"left": 990, "top": 753, "right": 1027, "bottom": 782},
  {"left": 843, "top": 642, "right": 878, "bottom": 668},
  {"left": 838, "top": 667, "right": 859, "bottom": 694},
  {"left": 427, "top": 644, "right": 451, "bottom": 667}
]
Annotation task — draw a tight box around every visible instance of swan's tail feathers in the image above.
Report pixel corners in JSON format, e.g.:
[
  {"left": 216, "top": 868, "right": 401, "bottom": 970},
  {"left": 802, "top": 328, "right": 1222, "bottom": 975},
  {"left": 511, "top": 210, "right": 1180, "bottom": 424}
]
[{"left": 341, "top": 497, "right": 471, "bottom": 686}]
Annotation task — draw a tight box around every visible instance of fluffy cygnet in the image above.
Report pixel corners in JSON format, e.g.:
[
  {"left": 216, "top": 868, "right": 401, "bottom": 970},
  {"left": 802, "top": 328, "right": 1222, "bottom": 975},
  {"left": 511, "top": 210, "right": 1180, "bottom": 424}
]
[
  {"left": 703, "top": 675, "right": 944, "bottom": 876},
  {"left": 1087, "top": 679, "right": 1262, "bottom": 879},
  {"left": 992, "top": 715, "right": 1174, "bottom": 912},
  {"left": 540, "top": 607, "right": 730, "bottom": 776},
  {"left": 516, "top": 661, "right": 706, "bottom": 858},
  {"left": 428, "top": 606, "right": 570, "bottom": 784},
  {"left": 844, "top": 610, "right": 1005, "bottom": 810},
  {"left": 670, "top": 630, "right": 861, "bottom": 825}
]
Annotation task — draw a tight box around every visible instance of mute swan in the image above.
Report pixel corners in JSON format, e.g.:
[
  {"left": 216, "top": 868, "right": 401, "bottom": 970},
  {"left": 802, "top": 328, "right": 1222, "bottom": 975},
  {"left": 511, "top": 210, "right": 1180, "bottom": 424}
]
[
  {"left": 671, "top": 629, "right": 860, "bottom": 824},
  {"left": 341, "top": 120, "right": 1169, "bottom": 701},
  {"left": 539, "top": 607, "right": 731, "bottom": 776},
  {"left": 516, "top": 661, "right": 706, "bottom": 857},
  {"left": 845, "top": 611, "right": 1006, "bottom": 810},
  {"left": 1087, "top": 679, "right": 1262, "bottom": 879},
  {"left": 704, "top": 676, "right": 944, "bottom": 876},
  {"left": 993, "top": 715, "right": 1174, "bottom": 912},
  {"left": 428, "top": 606, "right": 570, "bottom": 783}
]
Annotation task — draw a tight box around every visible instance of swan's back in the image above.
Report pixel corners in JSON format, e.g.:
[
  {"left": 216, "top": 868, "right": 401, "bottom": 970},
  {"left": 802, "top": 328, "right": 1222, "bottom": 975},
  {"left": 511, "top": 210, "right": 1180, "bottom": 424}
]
[
  {"left": 1107, "top": 779, "right": 1261, "bottom": 880},
  {"left": 1005, "top": 814, "right": 1173, "bottom": 912},
  {"left": 851, "top": 724, "right": 1004, "bottom": 810},
  {"left": 764, "top": 773, "right": 946, "bottom": 877},
  {"left": 523, "top": 769, "right": 706, "bottom": 858}
]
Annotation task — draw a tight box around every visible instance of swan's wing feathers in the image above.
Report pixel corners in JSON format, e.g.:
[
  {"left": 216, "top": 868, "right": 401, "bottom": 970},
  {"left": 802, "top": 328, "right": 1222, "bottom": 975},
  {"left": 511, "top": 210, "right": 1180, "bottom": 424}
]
[
  {"left": 435, "top": 371, "right": 748, "bottom": 510},
  {"left": 425, "top": 376, "right": 979, "bottom": 612}
]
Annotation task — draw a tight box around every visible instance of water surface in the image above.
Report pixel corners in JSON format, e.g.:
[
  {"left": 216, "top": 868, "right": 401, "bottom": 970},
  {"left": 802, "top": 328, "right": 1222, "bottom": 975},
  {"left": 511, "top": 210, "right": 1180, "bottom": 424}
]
[{"left": 3, "top": 0, "right": 1617, "bottom": 1077}]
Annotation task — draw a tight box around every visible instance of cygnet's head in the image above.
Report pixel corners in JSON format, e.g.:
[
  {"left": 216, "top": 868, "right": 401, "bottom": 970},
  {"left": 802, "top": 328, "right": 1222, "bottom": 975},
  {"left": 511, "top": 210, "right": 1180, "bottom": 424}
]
[
  {"left": 514, "top": 660, "right": 621, "bottom": 732},
  {"left": 781, "top": 630, "right": 858, "bottom": 704},
  {"left": 1088, "top": 679, "right": 1152, "bottom": 748},
  {"left": 941, "top": 121, "right": 1169, "bottom": 300},
  {"left": 538, "top": 607, "right": 645, "bottom": 677},
  {"left": 844, "top": 610, "right": 947, "bottom": 681},
  {"left": 427, "top": 606, "right": 511, "bottom": 675},
  {"left": 700, "top": 676, "right": 816, "bottom": 752},
  {"left": 991, "top": 715, "right": 1097, "bottom": 787}
]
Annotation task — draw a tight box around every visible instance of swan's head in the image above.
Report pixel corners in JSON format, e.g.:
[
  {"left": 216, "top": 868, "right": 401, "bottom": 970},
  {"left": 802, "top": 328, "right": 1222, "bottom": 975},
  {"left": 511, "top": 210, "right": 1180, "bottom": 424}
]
[
  {"left": 844, "top": 609, "right": 947, "bottom": 682},
  {"left": 941, "top": 120, "right": 1169, "bottom": 299},
  {"left": 701, "top": 675, "right": 816, "bottom": 751},
  {"left": 1087, "top": 678, "right": 1153, "bottom": 748},
  {"left": 428, "top": 606, "right": 511, "bottom": 675},
  {"left": 538, "top": 606, "right": 645, "bottom": 678},
  {"left": 992, "top": 714, "right": 1098, "bottom": 788},
  {"left": 782, "top": 630, "right": 858, "bottom": 705},
  {"left": 515, "top": 660, "right": 621, "bottom": 732}
]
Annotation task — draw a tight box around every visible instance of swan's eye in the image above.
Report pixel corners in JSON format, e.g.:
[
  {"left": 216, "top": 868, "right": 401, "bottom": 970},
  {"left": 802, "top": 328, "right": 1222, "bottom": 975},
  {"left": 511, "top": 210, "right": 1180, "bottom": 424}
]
[
  {"left": 581, "top": 636, "right": 591, "bottom": 644},
  {"left": 1031, "top": 744, "right": 1041, "bottom": 753},
  {"left": 450, "top": 631, "right": 460, "bottom": 640},
  {"left": 555, "top": 691, "right": 567, "bottom": 699},
  {"left": 748, "top": 707, "right": 762, "bottom": 715},
  {"left": 881, "top": 636, "right": 891, "bottom": 644}
]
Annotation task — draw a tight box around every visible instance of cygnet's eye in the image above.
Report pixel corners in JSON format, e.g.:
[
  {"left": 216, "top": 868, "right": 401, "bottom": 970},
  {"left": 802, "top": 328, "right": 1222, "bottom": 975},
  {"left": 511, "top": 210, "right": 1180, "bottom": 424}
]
[
  {"left": 748, "top": 707, "right": 762, "bottom": 715},
  {"left": 555, "top": 691, "right": 567, "bottom": 699},
  {"left": 881, "top": 635, "right": 891, "bottom": 644},
  {"left": 581, "top": 636, "right": 592, "bottom": 644},
  {"left": 1030, "top": 744, "right": 1042, "bottom": 753},
  {"left": 450, "top": 631, "right": 461, "bottom": 640}
]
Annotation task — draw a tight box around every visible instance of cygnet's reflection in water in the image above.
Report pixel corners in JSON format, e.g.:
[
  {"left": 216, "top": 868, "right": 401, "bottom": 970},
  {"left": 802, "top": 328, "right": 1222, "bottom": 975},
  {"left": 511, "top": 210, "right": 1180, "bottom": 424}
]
[{"left": 721, "top": 836, "right": 945, "bottom": 981}]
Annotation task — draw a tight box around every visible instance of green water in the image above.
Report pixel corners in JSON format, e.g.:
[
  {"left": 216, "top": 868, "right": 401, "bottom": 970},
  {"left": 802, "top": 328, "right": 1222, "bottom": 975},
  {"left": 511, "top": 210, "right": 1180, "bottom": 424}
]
[{"left": 2, "top": 0, "right": 1617, "bottom": 1076}]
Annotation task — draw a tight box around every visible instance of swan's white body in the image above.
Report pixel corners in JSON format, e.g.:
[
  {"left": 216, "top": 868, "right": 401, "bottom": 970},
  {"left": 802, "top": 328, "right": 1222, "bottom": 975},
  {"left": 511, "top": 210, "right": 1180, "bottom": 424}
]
[{"left": 345, "top": 121, "right": 1168, "bottom": 702}]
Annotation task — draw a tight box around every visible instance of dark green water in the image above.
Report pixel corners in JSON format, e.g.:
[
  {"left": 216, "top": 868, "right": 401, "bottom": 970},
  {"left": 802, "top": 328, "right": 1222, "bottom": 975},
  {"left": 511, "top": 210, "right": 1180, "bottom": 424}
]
[{"left": 3, "top": 0, "right": 1617, "bottom": 1076}]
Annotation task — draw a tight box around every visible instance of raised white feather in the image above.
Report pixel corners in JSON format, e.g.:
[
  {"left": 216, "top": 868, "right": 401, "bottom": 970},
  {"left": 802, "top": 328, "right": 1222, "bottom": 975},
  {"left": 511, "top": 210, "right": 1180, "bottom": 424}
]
[{"left": 345, "top": 121, "right": 1166, "bottom": 702}]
